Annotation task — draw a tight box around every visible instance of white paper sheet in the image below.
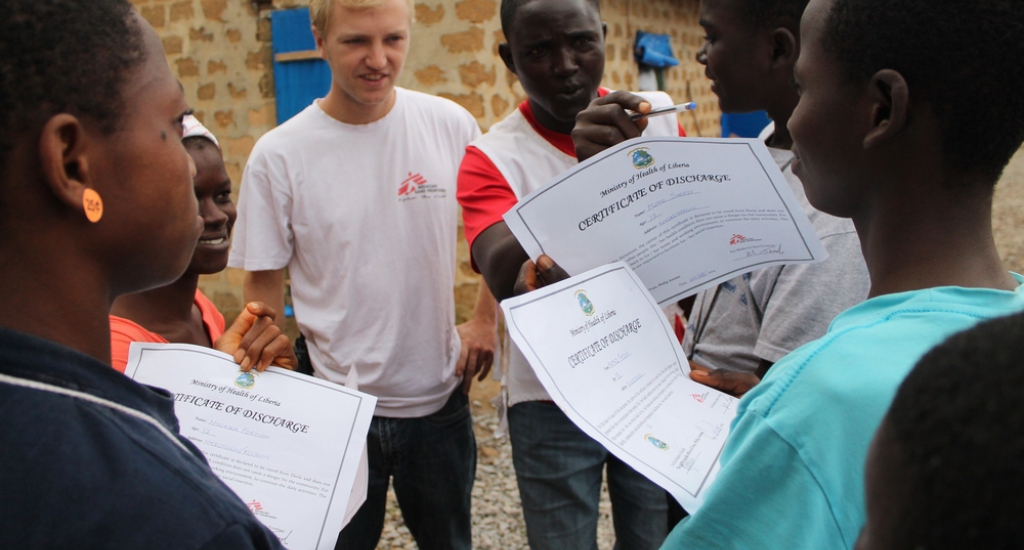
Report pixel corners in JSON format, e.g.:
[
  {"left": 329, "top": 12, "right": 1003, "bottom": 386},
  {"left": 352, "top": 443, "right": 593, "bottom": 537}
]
[
  {"left": 501, "top": 262, "right": 738, "bottom": 512},
  {"left": 124, "top": 343, "right": 376, "bottom": 550},
  {"left": 504, "top": 137, "right": 827, "bottom": 305}
]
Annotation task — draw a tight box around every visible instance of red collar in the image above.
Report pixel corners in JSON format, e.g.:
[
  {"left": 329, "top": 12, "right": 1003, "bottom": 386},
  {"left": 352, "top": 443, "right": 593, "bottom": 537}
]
[{"left": 518, "top": 88, "right": 611, "bottom": 158}]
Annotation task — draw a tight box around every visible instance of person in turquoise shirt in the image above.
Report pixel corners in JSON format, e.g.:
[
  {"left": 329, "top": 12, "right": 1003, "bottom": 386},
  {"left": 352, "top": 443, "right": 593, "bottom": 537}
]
[{"left": 655, "top": 0, "right": 1024, "bottom": 547}]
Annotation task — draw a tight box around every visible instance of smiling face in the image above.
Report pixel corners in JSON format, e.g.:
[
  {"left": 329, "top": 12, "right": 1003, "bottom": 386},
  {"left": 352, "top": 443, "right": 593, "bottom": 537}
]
[
  {"left": 697, "top": 0, "right": 771, "bottom": 113},
  {"left": 314, "top": 0, "right": 410, "bottom": 121},
  {"left": 787, "top": 0, "right": 871, "bottom": 218},
  {"left": 92, "top": 15, "right": 202, "bottom": 295},
  {"left": 184, "top": 139, "right": 235, "bottom": 275},
  {"left": 501, "top": 0, "right": 605, "bottom": 134}
]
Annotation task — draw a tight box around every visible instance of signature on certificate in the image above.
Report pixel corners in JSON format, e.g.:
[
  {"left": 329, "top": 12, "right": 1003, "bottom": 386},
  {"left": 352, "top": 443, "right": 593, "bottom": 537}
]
[{"left": 733, "top": 244, "right": 784, "bottom": 260}]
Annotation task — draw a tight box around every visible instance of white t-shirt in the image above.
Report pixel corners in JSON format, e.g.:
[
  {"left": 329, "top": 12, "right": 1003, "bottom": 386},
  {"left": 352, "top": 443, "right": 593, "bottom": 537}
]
[
  {"left": 229, "top": 88, "right": 481, "bottom": 417},
  {"left": 459, "top": 91, "right": 680, "bottom": 407},
  {"left": 682, "top": 145, "right": 870, "bottom": 373}
]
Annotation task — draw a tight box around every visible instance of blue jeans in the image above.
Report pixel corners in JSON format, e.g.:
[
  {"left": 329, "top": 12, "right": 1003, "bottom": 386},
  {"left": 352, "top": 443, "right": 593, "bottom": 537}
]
[
  {"left": 335, "top": 389, "right": 476, "bottom": 550},
  {"left": 508, "top": 401, "right": 668, "bottom": 550}
]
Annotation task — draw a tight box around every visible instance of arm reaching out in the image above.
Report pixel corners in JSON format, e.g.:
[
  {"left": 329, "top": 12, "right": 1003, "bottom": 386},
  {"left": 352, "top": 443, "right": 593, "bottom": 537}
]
[{"left": 215, "top": 301, "right": 297, "bottom": 372}]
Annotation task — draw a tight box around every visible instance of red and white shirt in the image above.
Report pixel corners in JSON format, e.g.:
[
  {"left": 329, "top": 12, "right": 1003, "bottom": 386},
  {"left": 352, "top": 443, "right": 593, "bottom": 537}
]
[{"left": 457, "top": 89, "right": 685, "bottom": 406}]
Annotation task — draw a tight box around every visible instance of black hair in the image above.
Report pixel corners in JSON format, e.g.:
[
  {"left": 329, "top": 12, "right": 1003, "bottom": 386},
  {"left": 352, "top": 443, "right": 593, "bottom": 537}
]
[
  {"left": 736, "top": 0, "right": 810, "bottom": 28},
  {"left": 500, "top": 0, "right": 601, "bottom": 39},
  {"left": 883, "top": 310, "right": 1024, "bottom": 548},
  {"left": 823, "top": 0, "right": 1024, "bottom": 183},
  {"left": 183, "top": 136, "right": 215, "bottom": 152},
  {"left": 0, "top": 0, "right": 145, "bottom": 165}
]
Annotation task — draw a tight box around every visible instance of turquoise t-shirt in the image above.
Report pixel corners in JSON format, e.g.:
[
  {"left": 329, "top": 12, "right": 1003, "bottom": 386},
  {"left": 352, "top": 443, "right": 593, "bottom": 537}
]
[{"left": 663, "top": 276, "right": 1024, "bottom": 549}]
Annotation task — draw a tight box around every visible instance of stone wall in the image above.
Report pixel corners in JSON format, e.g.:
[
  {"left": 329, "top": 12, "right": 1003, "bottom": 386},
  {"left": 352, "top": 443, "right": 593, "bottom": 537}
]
[{"left": 131, "top": 0, "right": 722, "bottom": 323}]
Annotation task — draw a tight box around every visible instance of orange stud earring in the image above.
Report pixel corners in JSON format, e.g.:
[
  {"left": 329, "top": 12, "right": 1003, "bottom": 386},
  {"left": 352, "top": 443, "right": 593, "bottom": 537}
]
[{"left": 83, "top": 188, "right": 103, "bottom": 223}]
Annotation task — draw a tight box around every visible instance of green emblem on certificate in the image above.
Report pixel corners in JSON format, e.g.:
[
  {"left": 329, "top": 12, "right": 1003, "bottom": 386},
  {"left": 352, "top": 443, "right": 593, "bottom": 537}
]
[
  {"left": 235, "top": 371, "right": 256, "bottom": 390},
  {"left": 629, "top": 147, "right": 655, "bottom": 169},
  {"left": 645, "top": 434, "right": 669, "bottom": 451},
  {"left": 575, "top": 290, "right": 596, "bottom": 316}
]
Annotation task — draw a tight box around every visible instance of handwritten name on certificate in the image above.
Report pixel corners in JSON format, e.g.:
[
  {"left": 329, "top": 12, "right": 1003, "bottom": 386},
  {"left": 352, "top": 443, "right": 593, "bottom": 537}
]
[
  {"left": 502, "top": 263, "right": 737, "bottom": 512},
  {"left": 124, "top": 343, "right": 376, "bottom": 550},
  {"left": 504, "top": 137, "right": 827, "bottom": 305}
]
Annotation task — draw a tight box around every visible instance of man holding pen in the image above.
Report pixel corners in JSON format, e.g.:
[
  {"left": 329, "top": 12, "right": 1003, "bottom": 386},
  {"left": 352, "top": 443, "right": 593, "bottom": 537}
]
[
  {"left": 458, "top": 0, "right": 684, "bottom": 547},
  {"left": 229, "top": 0, "right": 497, "bottom": 547}
]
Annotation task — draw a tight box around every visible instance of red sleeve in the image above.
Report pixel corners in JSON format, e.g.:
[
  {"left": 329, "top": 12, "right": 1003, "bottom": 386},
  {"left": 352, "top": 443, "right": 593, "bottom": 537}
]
[
  {"left": 194, "top": 290, "right": 227, "bottom": 343},
  {"left": 456, "top": 146, "right": 519, "bottom": 272},
  {"left": 109, "top": 316, "right": 167, "bottom": 373},
  {"left": 678, "top": 123, "right": 687, "bottom": 137}
]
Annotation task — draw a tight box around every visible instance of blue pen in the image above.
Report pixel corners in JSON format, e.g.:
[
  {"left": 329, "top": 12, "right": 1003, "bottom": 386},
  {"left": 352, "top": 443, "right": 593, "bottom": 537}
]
[{"left": 630, "top": 102, "right": 697, "bottom": 121}]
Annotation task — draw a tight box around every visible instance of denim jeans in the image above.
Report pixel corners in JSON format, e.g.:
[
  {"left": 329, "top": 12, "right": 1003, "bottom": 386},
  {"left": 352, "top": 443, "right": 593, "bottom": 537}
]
[
  {"left": 508, "top": 401, "right": 668, "bottom": 550},
  {"left": 335, "top": 389, "right": 476, "bottom": 550}
]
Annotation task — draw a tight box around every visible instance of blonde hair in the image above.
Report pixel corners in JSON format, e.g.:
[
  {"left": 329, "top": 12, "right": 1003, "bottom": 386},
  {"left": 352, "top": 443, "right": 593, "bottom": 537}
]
[{"left": 310, "top": 0, "right": 414, "bottom": 37}]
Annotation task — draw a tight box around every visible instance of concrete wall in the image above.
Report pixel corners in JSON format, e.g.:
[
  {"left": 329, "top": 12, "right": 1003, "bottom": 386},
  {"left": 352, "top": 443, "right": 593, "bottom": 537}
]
[{"left": 130, "top": 0, "right": 722, "bottom": 323}]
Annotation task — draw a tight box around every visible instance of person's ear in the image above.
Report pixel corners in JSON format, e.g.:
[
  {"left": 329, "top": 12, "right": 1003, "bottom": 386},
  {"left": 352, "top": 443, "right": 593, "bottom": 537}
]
[
  {"left": 602, "top": 22, "right": 608, "bottom": 41},
  {"left": 38, "top": 114, "right": 94, "bottom": 218},
  {"left": 769, "top": 27, "right": 798, "bottom": 70},
  {"left": 498, "top": 42, "right": 517, "bottom": 75},
  {"left": 312, "top": 26, "right": 327, "bottom": 59},
  {"left": 863, "top": 69, "right": 909, "bottom": 150}
]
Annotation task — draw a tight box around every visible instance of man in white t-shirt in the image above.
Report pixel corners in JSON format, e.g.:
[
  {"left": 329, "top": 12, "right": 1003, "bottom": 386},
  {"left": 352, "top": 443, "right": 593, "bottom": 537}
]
[
  {"left": 228, "top": 0, "right": 497, "bottom": 548},
  {"left": 457, "top": 0, "right": 683, "bottom": 548}
]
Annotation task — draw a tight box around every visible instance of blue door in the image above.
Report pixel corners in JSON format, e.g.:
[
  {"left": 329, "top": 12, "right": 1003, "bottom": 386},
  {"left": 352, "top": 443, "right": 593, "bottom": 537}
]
[{"left": 271, "top": 7, "right": 332, "bottom": 124}]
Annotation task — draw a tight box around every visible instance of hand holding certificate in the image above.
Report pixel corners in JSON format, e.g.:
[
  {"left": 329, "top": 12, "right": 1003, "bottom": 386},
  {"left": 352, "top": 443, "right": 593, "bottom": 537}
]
[
  {"left": 124, "top": 343, "right": 376, "bottom": 550},
  {"left": 502, "top": 262, "right": 737, "bottom": 512},
  {"left": 504, "top": 136, "right": 827, "bottom": 305}
]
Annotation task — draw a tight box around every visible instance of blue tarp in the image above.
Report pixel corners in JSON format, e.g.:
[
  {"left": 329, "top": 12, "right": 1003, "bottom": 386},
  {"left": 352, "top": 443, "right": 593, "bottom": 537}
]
[
  {"left": 271, "top": 8, "right": 332, "bottom": 125},
  {"left": 634, "top": 31, "right": 679, "bottom": 68}
]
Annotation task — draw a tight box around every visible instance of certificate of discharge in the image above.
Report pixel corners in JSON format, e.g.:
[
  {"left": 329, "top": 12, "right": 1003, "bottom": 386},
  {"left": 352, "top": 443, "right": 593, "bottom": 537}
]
[
  {"left": 502, "top": 262, "right": 737, "bottom": 512},
  {"left": 124, "top": 343, "right": 377, "bottom": 550},
  {"left": 504, "top": 137, "right": 827, "bottom": 305}
]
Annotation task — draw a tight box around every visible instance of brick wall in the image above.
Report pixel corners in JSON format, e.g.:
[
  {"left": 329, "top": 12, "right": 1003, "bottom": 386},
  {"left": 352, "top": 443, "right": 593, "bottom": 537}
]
[{"left": 131, "top": 0, "right": 722, "bottom": 323}]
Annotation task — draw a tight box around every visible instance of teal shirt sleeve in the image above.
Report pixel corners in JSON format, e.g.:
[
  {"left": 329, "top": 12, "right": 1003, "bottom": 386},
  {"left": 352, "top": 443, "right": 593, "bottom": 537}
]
[{"left": 662, "top": 408, "right": 846, "bottom": 550}]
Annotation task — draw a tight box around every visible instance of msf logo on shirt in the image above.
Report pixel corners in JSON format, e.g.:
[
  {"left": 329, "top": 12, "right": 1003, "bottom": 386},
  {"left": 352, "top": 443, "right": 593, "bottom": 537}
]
[
  {"left": 398, "top": 172, "right": 428, "bottom": 196},
  {"left": 397, "top": 171, "right": 448, "bottom": 201}
]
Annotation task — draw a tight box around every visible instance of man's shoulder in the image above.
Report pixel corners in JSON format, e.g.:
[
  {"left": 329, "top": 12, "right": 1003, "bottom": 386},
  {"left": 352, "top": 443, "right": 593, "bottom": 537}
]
[
  {"left": 470, "top": 108, "right": 532, "bottom": 149},
  {"left": 749, "top": 295, "right": 1003, "bottom": 420},
  {"left": 249, "top": 104, "right": 327, "bottom": 158},
  {"left": 398, "top": 87, "right": 477, "bottom": 124}
]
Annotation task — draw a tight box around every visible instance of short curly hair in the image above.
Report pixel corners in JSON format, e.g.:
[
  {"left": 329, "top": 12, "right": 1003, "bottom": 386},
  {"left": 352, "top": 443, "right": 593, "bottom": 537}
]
[
  {"left": 0, "top": 0, "right": 145, "bottom": 165},
  {"left": 736, "top": 0, "right": 811, "bottom": 28},
  {"left": 883, "top": 310, "right": 1024, "bottom": 547},
  {"left": 500, "top": 0, "right": 601, "bottom": 39},
  {"left": 822, "top": 0, "right": 1024, "bottom": 182}
]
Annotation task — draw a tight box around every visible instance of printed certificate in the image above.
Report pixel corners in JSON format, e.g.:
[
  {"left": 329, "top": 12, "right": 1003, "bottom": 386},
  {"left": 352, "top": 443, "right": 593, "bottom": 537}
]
[
  {"left": 504, "top": 137, "right": 827, "bottom": 304},
  {"left": 124, "top": 343, "right": 376, "bottom": 550},
  {"left": 502, "top": 262, "right": 738, "bottom": 512}
]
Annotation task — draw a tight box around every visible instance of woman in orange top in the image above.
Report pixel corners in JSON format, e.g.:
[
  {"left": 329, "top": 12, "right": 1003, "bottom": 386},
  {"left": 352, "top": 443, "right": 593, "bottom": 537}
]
[{"left": 109, "top": 116, "right": 296, "bottom": 373}]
